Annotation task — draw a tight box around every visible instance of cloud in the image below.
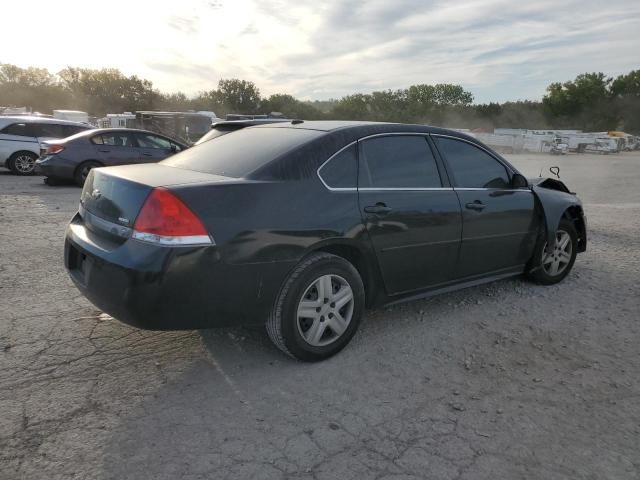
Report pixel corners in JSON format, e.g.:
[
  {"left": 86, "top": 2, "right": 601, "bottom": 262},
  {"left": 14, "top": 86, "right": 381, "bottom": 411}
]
[
  {"left": 167, "top": 15, "right": 200, "bottom": 34},
  {"left": 4, "top": 0, "right": 638, "bottom": 102}
]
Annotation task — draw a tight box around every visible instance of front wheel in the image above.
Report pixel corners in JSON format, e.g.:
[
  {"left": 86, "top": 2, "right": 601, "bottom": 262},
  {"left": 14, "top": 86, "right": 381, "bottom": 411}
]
[
  {"left": 266, "top": 253, "right": 365, "bottom": 361},
  {"left": 527, "top": 219, "right": 578, "bottom": 285}
]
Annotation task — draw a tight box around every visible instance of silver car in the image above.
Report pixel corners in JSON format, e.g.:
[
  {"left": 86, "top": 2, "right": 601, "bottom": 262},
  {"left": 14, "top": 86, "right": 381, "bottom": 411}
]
[{"left": 0, "top": 116, "right": 90, "bottom": 175}]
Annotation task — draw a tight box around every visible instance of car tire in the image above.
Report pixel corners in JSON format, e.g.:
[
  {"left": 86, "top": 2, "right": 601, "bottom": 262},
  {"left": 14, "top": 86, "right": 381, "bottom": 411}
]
[
  {"left": 74, "top": 161, "right": 101, "bottom": 187},
  {"left": 526, "top": 219, "right": 578, "bottom": 285},
  {"left": 266, "top": 252, "right": 365, "bottom": 362},
  {"left": 8, "top": 152, "right": 38, "bottom": 176}
]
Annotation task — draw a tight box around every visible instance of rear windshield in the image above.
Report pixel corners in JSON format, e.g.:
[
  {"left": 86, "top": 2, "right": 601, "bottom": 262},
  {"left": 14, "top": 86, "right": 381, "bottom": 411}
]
[
  {"left": 193, "top": 126, "right": 238, "bottom": 145},
  {"left": 162, "top": 126, "right": 324, "bottom": 178}
]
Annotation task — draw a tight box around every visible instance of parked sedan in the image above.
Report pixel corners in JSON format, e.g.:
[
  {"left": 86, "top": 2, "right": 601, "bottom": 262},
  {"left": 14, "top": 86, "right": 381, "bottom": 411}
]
[
  {"left": 36, "top": 128, "right": 187, "bottom": 186},
  {"left": 194, "top": 118, "right": 291, "bottom": 145},
  {"left": 64, "top": 121, "right": 587, "bottom": 361}
]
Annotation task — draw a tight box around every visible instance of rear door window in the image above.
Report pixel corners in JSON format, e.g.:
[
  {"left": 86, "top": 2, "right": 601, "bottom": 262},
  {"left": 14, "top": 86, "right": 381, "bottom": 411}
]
[
  {"left": 91, "top": 132, "right": 135, "bottom": 147},
  {"left": 37, "top": 123, "right": 66, "bottom": 138},
  {"left": 434, "top": 137, "right": 510, "bottom": 188},
  {"left": 359, "top": 135, "right": 442, "bottom": 188}
]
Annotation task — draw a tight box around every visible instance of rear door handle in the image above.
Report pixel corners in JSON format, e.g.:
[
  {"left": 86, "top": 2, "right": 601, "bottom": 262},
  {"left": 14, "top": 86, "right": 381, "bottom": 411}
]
[
  {"left": 98, "top": 149, "right": 111, "bottom": 153},
  {"left": 142, "top": 153, "right": 153, "bottom": 157},
  {"left": 364, "top": 203, "right": 392, "bottom": 215},
  {"left": 465, "top": 201, "right": 486, "bottom": 211}
]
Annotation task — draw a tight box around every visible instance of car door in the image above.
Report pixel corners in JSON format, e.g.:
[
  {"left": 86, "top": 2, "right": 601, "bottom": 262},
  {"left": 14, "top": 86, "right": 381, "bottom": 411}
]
[
  {"left": 358, "top": 134, "right": 462, "bottom": 295},
  {"left": 134, "top": 133, "right": 179, "bottom": 163},
  {"left": 91, "top": 132, "right": 140, "bottom": 166},
  {"left": 0, "top": 122, "right": 39, "bottom": 159},
  {"left": 432, "top": 135, "right": 539, "bottom": 279}
]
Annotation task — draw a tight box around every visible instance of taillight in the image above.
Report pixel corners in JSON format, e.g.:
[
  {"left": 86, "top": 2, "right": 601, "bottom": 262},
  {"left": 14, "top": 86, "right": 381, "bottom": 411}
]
[
  {"left": 132, "top": 188, "right": 213, "bottom": 246},
  {"left": 46, "top": 144, "right": 65, "bottom": 155}
]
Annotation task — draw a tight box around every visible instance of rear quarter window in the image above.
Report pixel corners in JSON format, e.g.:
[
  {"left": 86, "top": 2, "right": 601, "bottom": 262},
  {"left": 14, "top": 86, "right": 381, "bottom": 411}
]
[
  {"left": 162, "top": 127, "right": 324, "bottom": 178},
  {"left": 318, "top": 144, "right": 357, "bottom": 189}
]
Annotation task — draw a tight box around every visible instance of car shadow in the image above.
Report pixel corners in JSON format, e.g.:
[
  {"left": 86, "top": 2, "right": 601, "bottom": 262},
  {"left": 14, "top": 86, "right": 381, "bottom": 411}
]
[{"left": 99, "top": 277, "right": 527, "bottom": 479}]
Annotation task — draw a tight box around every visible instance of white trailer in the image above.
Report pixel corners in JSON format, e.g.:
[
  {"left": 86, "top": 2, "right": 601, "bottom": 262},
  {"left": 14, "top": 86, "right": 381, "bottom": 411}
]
[
  {"left": 53, "top": 110, "right": 89, "bottom": 124},
  {"left": 472, "top": 133, "right": 523, "bottom": 152},
  {"left": 97, "top": 113, "right": 136, "bottom": 128}
]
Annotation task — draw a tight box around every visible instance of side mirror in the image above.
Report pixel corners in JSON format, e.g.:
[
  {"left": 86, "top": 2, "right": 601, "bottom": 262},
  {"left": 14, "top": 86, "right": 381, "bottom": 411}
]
[
  {"left": 170, "top": 144, "right": 178, "bottom": 153},
  {"left": 511, "top": 173, "right": 528, "bottom": 188}
]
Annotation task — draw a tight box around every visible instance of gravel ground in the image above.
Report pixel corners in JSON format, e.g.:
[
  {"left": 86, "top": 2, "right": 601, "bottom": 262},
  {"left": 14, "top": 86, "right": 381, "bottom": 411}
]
[{"left": 1, "top": 152, "right": 639, "bottom": 480}]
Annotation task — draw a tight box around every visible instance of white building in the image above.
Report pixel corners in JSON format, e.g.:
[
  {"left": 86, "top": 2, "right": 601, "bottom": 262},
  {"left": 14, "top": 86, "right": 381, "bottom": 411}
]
[{"left": 97, "top": 113, "right": 136, "bottom": 128}]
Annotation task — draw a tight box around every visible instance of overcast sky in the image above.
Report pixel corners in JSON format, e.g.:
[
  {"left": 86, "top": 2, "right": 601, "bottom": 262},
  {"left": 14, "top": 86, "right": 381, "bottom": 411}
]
[{"left": 3, "top": 0, "right": 639, "bottom": 103}]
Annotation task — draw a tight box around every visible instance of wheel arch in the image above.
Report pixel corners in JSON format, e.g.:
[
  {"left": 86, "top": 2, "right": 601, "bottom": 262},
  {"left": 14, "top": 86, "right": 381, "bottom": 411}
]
[
  {"left": 74, "top": 159, "right": 104, "bottom": 173},
  {"left": 532, "top": 184, "right": 585, "bottom": 250},
  {"left": 563, "top": 205, "right": 587, "bottom": 253},
  {"left": 9, "top": 149, "right": 39, "bottom": 157},
  {"left": 307, "top": 239, "right": 382, "bottom": 307}
]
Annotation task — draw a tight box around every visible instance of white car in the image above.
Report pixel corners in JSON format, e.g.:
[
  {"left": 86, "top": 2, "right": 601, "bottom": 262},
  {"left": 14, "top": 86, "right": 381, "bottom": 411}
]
[{"left": 0, "top": 116, "right": 90, "bottom": 175}]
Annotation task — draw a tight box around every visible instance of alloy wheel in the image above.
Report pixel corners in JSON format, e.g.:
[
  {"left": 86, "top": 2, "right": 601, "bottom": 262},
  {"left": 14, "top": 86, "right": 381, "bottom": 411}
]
[
  {"left": 14, "top": 155, "right": 35, "bottom": 174},
  {"left": 542, "top": 230, "right": 572, "bottom": 276},
  {"left": 296, "top": 274, "right": 355, "bottom": 347}
]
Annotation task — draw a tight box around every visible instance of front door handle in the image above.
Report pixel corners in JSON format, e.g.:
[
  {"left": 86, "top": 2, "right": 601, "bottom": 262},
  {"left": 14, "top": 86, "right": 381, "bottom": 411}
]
[
  {"left": 465, "top": 201, "right": 486, "bottom": 211},
  {"left": 364, "top": 203, "right": 392, "bottom": 215},
  {"left": 98, "top": 149, "right": 111, "bottom": 153},
  {"left": 142, "top": 153, "right": 153, "bottom": 157}
]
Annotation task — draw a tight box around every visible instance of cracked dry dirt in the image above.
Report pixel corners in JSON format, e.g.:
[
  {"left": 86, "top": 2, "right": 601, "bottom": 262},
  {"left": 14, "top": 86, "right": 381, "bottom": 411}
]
[{"left": 1, "top": 152, "right": 639, "bottom": 480}]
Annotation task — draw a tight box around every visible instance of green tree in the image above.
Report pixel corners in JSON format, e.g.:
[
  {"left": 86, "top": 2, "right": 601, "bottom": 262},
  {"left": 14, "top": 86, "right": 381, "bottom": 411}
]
[
  {"left": 260, "top": 94, "right": 323, "bottom": 119},
  {"left": 332, "top": 93, "right": 373, "bottom": 120},
  {"left": 610, "top": 70, "right": 640, "bottom": 133},
  {"left": 216, "top": 79, "right": 261, "bottom": 114},
  {"left": 543, "top": 72, "right": 615, "bottom": 130},
  {"left": 58, "top": 67, "right": 157, "bottom": 115},
  {"left": 0, "top": 64, "right": 70, "bottom": 113}
]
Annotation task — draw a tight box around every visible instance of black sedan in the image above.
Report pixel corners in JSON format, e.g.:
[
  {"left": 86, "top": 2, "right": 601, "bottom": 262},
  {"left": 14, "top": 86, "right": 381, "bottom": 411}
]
[
  {"left": 64, "top": 121, "right": 587, "bottom": 361},
  {"left": 35, "top": 128, "right": 187, "bottom": 186}
]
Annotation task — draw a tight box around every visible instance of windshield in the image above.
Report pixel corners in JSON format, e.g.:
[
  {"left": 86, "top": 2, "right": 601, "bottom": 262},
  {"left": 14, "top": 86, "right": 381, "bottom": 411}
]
[{"left": 162, "top": 126, "right": 324, "bottom": 178}]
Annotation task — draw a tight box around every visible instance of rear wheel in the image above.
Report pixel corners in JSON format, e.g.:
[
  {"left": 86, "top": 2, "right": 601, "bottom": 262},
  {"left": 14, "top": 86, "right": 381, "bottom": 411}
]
[
  {"left": 527, "top": 219, "right": 578, "bottom": 285},
  {"left": 266, "top": 252, "right": 365, "bottom": 361},
  {"left": 74, "top": 161, "right": 101, "bottom": 186},
  {"left": 8, "top": 152, "right": 37, "bottom": 175}
]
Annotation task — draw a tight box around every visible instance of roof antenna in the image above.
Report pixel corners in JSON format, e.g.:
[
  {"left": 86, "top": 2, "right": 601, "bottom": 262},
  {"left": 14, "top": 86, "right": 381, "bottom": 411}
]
[{"left": 291, "top": 119, "right": 304, "bottom": 125}]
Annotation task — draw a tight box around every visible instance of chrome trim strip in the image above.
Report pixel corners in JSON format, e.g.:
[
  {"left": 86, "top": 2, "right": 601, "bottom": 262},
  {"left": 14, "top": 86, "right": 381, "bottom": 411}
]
[
  {"left": 131, "top": 231, "right": 214, "bottom": 247},
  {"left": 454, "top": 188, "right": 529, "bottom": 192},
  {"left": 79, "top": 204, "right": 132, "bottom": 239},
  {"left": 358, "top": 132, "right": 430, "bottom": 141},
  {"left": 315, "top": 131, "right": 526, "bottom": 193},
  {"left": 359, "top": 187, "right": 454, "bottom": 191}
]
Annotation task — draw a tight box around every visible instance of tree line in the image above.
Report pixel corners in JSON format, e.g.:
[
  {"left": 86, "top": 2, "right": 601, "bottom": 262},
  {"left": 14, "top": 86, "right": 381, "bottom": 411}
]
[{"left": 1, "top": 64, "right": 638, "bottom": 133}]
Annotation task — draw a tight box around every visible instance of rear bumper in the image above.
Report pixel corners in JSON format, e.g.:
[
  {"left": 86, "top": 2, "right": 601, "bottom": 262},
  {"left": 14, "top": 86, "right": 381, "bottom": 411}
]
[
  {"left": 35, "top": 156, "right": 76, "bottom": 179},
  {"left": 64, "top": 214, "right": 296, "bottom": 330}
]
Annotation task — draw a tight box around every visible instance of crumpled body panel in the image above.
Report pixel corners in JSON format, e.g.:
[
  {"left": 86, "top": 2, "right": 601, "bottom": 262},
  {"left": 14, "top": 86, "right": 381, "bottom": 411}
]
[{"left": 530, "top": 178, "right": 584, "bottom": 247}]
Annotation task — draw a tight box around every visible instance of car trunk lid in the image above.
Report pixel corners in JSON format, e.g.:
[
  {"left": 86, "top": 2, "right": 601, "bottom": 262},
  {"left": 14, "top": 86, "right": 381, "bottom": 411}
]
[{"left": 79, "top": 164, "right": 234, "bottom": 240}]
